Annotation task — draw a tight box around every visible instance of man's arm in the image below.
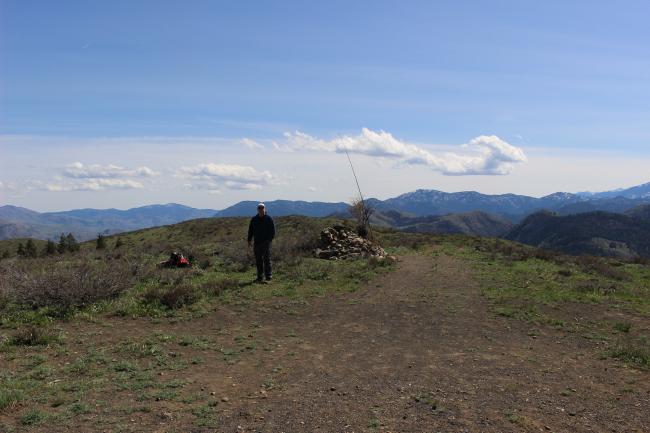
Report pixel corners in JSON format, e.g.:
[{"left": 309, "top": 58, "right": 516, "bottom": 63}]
[{"left": 269, "top": 216, "right": 275, "bottom": 241}]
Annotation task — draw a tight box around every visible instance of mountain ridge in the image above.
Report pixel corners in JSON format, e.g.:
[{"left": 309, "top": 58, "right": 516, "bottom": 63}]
[{"left": 2, "top": 181, "right": 649, "bottom": 241}]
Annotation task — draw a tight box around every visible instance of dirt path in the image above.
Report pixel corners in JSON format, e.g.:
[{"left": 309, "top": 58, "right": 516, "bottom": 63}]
[
  {"left": 12, "top": 251, "right": 650, "bottom": 433},
  {"left": 204, "top": 252, "right": 647, "bottom": 433}
]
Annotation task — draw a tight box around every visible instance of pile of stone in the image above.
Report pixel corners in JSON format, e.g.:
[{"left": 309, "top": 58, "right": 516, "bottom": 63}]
[{"left": 314, "top": 225, "right": 388, "bottom": 260}]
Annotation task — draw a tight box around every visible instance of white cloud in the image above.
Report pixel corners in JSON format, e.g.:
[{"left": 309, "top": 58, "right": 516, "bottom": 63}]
[
  {"left": 42, "top": 162, "right": 156, "bottom": 192},
  {"left": 240, "top": 138, "right": 264, "bottom": 150},
  {"left": 45, "top": 179, "right": 144, "bottom": 192},
  {"left": 280, "top": 128, "right": 527, "bottom": 175},
  {"left": 64, "top": 162, "right": 158, "bottom": 179},
  {"left": 176, "top": 163, "right": 274, "bottom": 191}
]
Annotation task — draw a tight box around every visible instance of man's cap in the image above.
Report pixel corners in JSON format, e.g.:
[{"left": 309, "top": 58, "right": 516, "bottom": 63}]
[{"left": 257, "top": 203, "right": 265, "bottom": 209}]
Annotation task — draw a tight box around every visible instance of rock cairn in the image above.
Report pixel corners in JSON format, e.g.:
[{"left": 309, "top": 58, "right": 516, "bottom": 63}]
[{"left": 314, "top": 225, "right": 388, "bottom": 260}]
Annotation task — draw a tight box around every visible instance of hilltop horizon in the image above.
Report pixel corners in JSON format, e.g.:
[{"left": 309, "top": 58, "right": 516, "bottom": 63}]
[{"left": 3, "top": 180, "right": 649, "bottom": 214}]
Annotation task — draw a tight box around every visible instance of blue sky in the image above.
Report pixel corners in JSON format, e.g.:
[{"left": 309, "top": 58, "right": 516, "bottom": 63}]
[{"left": 2, "top": 1, "right": 650, "bottom": 211}]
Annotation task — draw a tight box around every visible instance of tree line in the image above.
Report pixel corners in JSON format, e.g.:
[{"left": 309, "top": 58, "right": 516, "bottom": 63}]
[{"left": 3, "top": 233, "right": 125, "bottom": 259}]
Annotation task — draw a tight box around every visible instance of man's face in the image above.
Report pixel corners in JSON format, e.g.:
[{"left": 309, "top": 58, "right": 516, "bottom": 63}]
[{"left": 257, "top": 206, "right": 265, "bottom": 217}]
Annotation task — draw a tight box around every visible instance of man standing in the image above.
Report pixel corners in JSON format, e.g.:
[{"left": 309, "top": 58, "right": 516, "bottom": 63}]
[{"left": 247, "top": 203, "right": 275, "bottom": 283}]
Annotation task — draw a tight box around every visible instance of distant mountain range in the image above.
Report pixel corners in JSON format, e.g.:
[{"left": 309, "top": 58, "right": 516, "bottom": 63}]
[
  {"left": 216, "top": 200, "right": 350, "bottom": 218},
  {"left": 0, "top": 204, "right": 217, "bottom": 241},
  {"left": 1, "top": 181, "right": 649, "bottom": 243}
]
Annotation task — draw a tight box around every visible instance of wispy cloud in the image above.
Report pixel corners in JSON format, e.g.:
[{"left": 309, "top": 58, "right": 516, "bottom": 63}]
[
  {"left": 240, "top": 138, "right": 264, "bottom": 150},
  {"left": 0, "top": 180, "right": 28, "bottom": 194},
  {"left": 46, "top": 178, "right": 144, "bottom": 192},
  {"left": 176, "top": 163, "right": 275, "bottom": 192},
  {"left": 278, "top": 128, "right": 527, "bottom": 175},
  {"left": 64, "top": 162, "right": 158, "bottom": 179}
]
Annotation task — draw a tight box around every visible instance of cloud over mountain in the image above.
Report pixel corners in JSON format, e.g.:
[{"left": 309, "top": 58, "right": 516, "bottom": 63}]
[
  {"left": 45, "top": 179, "right": 145, "bottom": 191},
  {"left": 64, "top": 162, "right": 158, "bottom": 179},
  {"left": 279, "top": 128, "right": 527, "bottom": 175},
  {"left": 45, "top": 162, "right": 156, "bottom": 191},
  {"left": 176, "top": 163, "right": 275, "bottom": 192}
]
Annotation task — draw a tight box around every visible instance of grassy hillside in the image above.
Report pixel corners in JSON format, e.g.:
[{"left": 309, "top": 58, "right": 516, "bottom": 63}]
[
  {"left": 1, "top": 217, "right": 648, "bottom": 432},
  {"left": 506, "top": 210, "right": 650, "bottom": 259},
  {"left": 0, "top": 216, "right": 415, "bottom": 325}
]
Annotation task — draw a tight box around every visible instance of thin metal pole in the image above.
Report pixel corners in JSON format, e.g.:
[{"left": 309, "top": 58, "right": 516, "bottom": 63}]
[{"left": 344, "top": 148, "right": 372, "bottom": 239}]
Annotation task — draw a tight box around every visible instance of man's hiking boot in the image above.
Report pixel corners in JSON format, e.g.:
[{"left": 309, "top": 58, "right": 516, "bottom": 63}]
[{"left": 265, "top": 275, "right": 272, "bottom": 281}]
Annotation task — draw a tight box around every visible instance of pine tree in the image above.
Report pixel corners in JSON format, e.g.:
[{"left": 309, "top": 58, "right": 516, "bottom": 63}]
[
  {"left": 0, "top": 250, "right": 10, "bottom": 260},
  {"left": 96, "top": 234, "right": 107, "bottom": 250},
  {"left": 65, "top": 233, "right": 80, "bottom": 252},
  {"left": 17, "top": 242, "right": 26, "bottom": 257},
  {"left": 114, "top": 237, "right": 124, "bottom": 249},
  {"left": 25, "top": 239, "right": 38, "bottom": 258},
  {"left": 57, "top": 233, "right": 67, "bottom": 254},
  {"left": 44, "top": 240, "right": 57, "bottom": 255}
]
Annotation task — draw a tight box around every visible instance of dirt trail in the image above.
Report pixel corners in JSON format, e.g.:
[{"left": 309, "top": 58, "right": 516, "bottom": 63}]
[{"left": 42, "top": 252, "right": 650, "bottom": 432}]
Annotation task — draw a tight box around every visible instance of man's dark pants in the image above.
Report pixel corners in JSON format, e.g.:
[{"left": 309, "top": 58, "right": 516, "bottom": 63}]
[{"left": 253, "top": 241, "right": 272, "bottom": 280}]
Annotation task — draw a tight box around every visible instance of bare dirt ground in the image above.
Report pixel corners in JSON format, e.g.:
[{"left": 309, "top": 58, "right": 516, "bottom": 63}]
[{"left": 5, "top": 251, "right": 650, "bottom": 432}]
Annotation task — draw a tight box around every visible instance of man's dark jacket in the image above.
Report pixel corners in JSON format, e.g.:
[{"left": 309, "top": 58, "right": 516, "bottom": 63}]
[{"left": 248, "top": 214, "right": 275, "bottom": 244}]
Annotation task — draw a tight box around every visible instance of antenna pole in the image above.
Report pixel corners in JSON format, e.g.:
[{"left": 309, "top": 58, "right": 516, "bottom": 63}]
[{"left": 344, "top": 148, "right": 372, "bottom": 239}]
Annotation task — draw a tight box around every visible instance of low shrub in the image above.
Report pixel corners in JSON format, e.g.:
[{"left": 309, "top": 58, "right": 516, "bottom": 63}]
[
  {"left": 204, "top": 277, "right": 239, "bottom": 296},
  {"left": 0, "top": 253, "right": 141, "bottom": 309},
  {"left": 143, "top": 284, "right": 198, "bottom": 309},
  {"left": 199, "top": 258, "right": 212, "bottom": 270},
  {"left": 576, "top": 256, "right": 629, "bottom": 281},
  {"left": 9, "top": 326, "right": 57, "bottom": 346},
  {"left": 218, "top": 242, "right": 253, "bottom": 272},
  {"left": 613, "top": 322, "right": 632, "bottom": 333},
  {"left": 272, "top": 233, "right": 319, "bottom": 266},
  {"left": 574, "top": 279, "right": 619, "bottom": 295}
]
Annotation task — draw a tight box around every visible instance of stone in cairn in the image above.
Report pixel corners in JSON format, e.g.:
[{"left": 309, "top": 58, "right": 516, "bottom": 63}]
[{"left": 314, "top": 225, "right": 389, "bottom": 260}]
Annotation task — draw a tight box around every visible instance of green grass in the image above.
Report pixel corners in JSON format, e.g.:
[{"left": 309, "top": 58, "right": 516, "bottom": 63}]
[
  {"left": 0, "top": 216, "right": 405, "bottom": 329},
  {"left": 0, "top": 388, "right": 24, "bottom": 410},
  {"left": 609, "top": 337, "right": 650, "bottom": 369},
  {"left": 19, "top": 408, "right": 49, "bottom": 426},
  {"left": 437, "top": 235, "right": 650, "bottom": 368},
  {"left": 440, "top": 236, "right": 650, "bottom": 314}
]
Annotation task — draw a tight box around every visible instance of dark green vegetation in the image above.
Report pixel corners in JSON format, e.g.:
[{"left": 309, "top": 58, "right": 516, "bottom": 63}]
[
  {"left": 0, "top": 239, "right": 48, "bottom": 260},
  {"left": 369, "top": 209, "right": 513, "bottom": 237},
  {"left": 507, "top": 210, "right": 650, "bottom": 259}
]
